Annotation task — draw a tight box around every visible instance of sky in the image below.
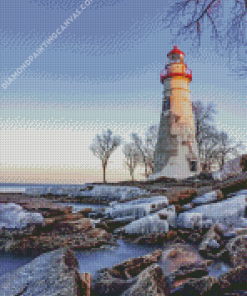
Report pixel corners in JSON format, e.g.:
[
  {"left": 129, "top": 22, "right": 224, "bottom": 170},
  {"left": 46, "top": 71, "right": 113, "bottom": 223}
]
[{"left": 0, "top": 0, "right": 246, "bottom": 184}]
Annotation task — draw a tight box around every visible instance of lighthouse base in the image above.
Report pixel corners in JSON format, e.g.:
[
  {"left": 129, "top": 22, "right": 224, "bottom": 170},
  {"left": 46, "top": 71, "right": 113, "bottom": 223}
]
[
  {"left": 148, "top": 145, "right": 200, "bottom": 181},
  {"left": 147, "top": 164, "right": 198, "bottom": 181}
]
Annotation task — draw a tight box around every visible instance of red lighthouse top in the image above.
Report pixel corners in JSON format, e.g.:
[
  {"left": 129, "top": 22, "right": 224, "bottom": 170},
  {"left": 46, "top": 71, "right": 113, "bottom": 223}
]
[
  {"left": 160, "top": 46, "right": 192, "bottom": 82},
  {"left": 167, "top": 45, "right": 185, "bottom": 57}
]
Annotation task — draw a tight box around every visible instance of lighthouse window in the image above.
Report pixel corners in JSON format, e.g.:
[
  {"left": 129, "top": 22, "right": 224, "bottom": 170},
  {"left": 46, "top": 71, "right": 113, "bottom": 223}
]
[
  {"left": 163, "top": 98, "right": 170, "bottom": 111},
  {"left": 190, "top": 161, "right": 197, "bottom": 172}
]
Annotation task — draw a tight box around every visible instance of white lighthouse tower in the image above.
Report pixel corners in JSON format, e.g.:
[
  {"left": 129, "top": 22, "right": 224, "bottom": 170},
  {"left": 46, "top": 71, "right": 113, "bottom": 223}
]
[{"left": 149, "top": 46, "right": 201, "bottom": 180}]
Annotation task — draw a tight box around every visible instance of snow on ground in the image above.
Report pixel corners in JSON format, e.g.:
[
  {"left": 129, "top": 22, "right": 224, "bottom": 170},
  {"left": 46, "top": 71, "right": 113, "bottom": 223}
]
[{"left": 0, "top": 203, "right": 44, "bottom": 229}]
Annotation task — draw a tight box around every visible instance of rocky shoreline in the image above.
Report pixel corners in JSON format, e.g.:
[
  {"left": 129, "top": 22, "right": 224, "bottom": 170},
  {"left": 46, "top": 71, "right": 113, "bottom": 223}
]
[{"left": 0, "top": 175, "right": 247, "bottom": 295}]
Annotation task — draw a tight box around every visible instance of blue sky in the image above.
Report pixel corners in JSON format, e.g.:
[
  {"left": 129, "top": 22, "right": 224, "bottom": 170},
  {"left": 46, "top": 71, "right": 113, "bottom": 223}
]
[{"left": 0, "top": 0, "right": 246, "bottom": 184}]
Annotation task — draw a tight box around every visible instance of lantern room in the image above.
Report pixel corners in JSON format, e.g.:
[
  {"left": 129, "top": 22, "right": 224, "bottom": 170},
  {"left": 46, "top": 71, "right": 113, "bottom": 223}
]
[
  {"left": 167, "top": 45, "right": 185, "bottom": 64},
  {"left": 160, "top": 45, "right": 192, "bottom": 82}
]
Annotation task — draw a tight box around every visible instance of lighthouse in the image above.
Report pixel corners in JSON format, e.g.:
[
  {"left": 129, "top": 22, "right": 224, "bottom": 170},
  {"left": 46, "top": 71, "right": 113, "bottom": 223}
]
[{"left": 149, "top": 46, "right": 201, "bottom": 180}]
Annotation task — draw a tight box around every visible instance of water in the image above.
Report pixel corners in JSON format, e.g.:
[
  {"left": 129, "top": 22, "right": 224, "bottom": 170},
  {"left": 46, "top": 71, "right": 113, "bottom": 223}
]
[
  {"left": 75, "top": 239, "right": 160, "bottom": 277},
  {"left": 0, "top": 183, "right": 65, "bottom": 193},
  {"left": 55, "top": 202, "right": 103, "bottom": 212},
  {"left": 0, "top": 240, "right": 229, "bottom": 279},
  {"left": 0, "top": 182, "right": 87, "bottom": 194}
]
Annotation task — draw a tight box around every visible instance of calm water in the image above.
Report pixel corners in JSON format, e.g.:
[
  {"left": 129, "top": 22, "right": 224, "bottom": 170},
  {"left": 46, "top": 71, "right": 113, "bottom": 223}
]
[{"left": 0, "top": 182, "right": 82, "bottom": 193}]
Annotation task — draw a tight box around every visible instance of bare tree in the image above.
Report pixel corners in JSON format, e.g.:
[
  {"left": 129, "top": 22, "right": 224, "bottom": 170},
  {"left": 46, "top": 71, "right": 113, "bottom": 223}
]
[
  {"left": 123, "top": 142, "right": 140, "bottom": 181},
  {"left": 145, "top": 125, "right": 159, "bottom": 175},
  {"left": 90, "top": 129, "right": 122, "bottom": 183},
  {"left": 131, "top": 125, "right": 158, "bottom": 178},
  {"left": 215, "top": 131, "right": 243, "bottom": 170},
  {"left": 131, "top": 133, "right": 149, "bottom": 178},
  {"left": 163, "top": 0, "right": 247, "bottom": 75},
  {"left": 192, "top": 101, "right": 243, "bottom": 171}
]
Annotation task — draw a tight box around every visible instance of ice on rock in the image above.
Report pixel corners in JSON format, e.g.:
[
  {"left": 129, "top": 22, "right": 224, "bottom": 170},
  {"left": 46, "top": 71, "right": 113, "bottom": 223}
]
[
  {"left": 74, "top": 185, "right": 148, "bottom": 201},
  {"left": 187, "top": 194, "right": 246, "bottom": 227},
  {"left": 124, "top": 214, "right": 169, "bottom": 234},
  {"left": 192, "top": 191, "right": 218, "bottom": 205},
  {"left": 0, "top": 203, "right": 44, "bottom": 229},
  {"left": 25, "top": 184, "right": 148, "bottom": 201},
  {"left": 104, "top": 196, "right": 169, "bottom": 220},
  {"left": 122, "top": 203, "right": 173, "bottom": 234},
  {"left": 177, "top": 212, "right": 203, "bottom": 229},
  {"left": 80, "top": 185, "right": 147, "bottom": 201}
]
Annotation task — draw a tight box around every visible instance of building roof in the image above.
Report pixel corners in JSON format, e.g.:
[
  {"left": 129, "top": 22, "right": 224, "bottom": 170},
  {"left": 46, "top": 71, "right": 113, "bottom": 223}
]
[{"left": 167, "top": 45, "right": 185, "bottom": 57}]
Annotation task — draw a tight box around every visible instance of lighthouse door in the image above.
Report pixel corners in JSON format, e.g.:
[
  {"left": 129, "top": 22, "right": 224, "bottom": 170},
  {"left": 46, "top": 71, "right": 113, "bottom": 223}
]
[{"left": 190, "top": 160, "right": 197, "bottom": 172}]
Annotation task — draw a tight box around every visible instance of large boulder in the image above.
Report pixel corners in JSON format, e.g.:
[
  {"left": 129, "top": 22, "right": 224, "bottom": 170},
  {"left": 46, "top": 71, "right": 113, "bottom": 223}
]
[
  {"left": 171, "top": 276, "right": 222, "bottom": 296},
  {"left": 162, "top": 244, "right": 203, "bottom": 279},
  {"left": 0, "top": 248, "right": 87, "bottom": 296},
  {"left": 111, "top": 249, "right": 162, "bottom": 279},
  {"left": 92, "top": 268, "right": 136, "bottom": 296},
  {"left": 166, "top": 261, "right": 209, "bottom": 291},
  {"left": 199, "top": 224, "right": 225, "bottom": 259},
  {"left": 121, "top": 264, "right": 169, "bottom": 296},
  {"left": 224, "top": 235, "right": 247, "bottom": 267},
  {"left": 219, "top": 264, "right": 247, "bottom": 292},
  {"left": 53, "top": 218, "right": 92, "bottom": 233},
  {"left": 2, "top": 228, "right": 112, "bottom": 255}
]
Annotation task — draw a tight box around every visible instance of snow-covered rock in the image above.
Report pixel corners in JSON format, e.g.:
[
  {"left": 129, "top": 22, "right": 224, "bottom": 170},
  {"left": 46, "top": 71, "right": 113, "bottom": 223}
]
[
  {"left": 177, "top": 212, "right": 203, "bottom": 229},
  {"left": 187, "top": 194, "right": 246, "bottom": 228},
  {"left": 0, "top": 203, "right": 44, "bottom": 229},
  {"left": 124, "top": 214, "right": 169, "bottom": 235},
  {"left": 105, "top": 196, "right": 168, "bottom": 220}
]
